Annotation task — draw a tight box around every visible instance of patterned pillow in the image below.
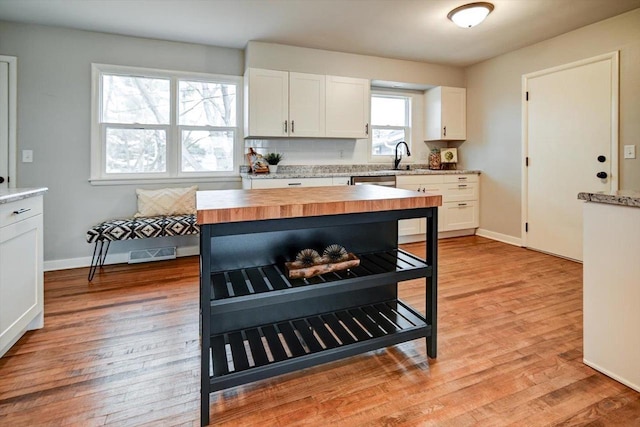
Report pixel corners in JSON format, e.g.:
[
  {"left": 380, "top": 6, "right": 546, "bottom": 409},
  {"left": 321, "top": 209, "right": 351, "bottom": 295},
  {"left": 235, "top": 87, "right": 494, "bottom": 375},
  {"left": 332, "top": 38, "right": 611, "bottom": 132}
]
[{"left": 134, "top": 186, "right": 198, "bottom": 218}]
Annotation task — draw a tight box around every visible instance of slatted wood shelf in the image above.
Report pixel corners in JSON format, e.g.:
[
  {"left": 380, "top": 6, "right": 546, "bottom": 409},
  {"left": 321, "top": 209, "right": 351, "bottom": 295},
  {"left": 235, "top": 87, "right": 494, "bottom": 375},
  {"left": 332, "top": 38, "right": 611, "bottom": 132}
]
[
  {"left": 209, "top": 249, "right": 430, "bottom": 311},
  {"left": 208, "top": 299, "right": 429, "bottom": 391}
]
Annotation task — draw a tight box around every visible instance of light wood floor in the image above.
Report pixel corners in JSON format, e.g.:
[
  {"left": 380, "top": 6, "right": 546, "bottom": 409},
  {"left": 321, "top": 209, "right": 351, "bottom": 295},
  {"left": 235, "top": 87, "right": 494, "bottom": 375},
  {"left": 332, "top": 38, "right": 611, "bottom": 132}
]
[{"left": 1, "top": 236, "right": 638, "bottom": 426}]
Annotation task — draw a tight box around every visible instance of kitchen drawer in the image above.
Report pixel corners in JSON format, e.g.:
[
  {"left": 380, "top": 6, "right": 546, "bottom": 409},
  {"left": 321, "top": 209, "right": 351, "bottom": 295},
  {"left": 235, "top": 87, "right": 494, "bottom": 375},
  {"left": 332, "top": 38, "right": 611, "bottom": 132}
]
[
  {"left": 397, "top": 175, "right": 443, "bottom": 186},
  {"left": 442, "top": 182, "right": 478, "bottom": 202},
  {"left": 443, "top": 174, "right": 478, "bottom": 184},
  {"left": 249, "top": 177, "right": 334, "bottom": 189},
  {"left": 441, "top": 200, "right": 479, "bottom": 231},
  {"left": 0, "top": 196, "right": 43, "bottom": 228}
]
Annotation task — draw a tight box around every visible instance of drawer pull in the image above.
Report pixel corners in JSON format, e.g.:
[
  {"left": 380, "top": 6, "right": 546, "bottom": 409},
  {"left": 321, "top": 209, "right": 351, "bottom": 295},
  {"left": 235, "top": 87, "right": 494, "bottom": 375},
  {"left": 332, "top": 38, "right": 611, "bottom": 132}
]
[
  {"left": 458, "top": 203, "right": 467, "bottom": 207},
  {"left": 458, "top": 177, "right": 468, "bottom": 180},
  {"left": 458, "top": 184, "right": 467, "bottom": 188},
  {"left": 288, "top": 183, "right": 302, "bottom": 186},
  {"left": 13, "top": 208, "right": 31, "bottom": 215}
]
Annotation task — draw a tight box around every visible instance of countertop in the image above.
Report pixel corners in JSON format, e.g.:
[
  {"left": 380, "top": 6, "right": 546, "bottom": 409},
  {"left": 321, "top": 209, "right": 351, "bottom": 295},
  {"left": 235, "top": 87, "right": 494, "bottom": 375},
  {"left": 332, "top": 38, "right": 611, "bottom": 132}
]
[
  {"left": 578, "top": 190, "right": 640, "bottom": 208},
  {"left": 0, "top": 187, "right": 48, "bottom": 204},
  {"left": 197, "top": 185, "right": 442, "bottom": 225},
  {"left": 240, "top": 164, "right": 481, "bottom": 180}
]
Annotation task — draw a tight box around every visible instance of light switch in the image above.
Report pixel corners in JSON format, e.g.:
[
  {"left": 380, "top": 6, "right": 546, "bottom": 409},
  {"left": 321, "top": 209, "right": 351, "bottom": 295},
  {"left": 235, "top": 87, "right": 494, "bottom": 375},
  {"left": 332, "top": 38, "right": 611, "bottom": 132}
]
[
  {"left": 624, "top": 145, "right": 636, "bottom": 159},
  {"left": 22, "top": 150, "right": 33, "bottom": 163}
]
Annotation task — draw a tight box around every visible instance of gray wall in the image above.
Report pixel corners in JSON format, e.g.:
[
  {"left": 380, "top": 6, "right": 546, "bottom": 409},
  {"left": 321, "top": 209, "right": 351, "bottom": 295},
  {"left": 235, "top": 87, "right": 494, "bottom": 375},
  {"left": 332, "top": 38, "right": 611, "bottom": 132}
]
[
  {"left": 0, "top": 21, "right": 244, "bottom": 266},
  {"left": 464, "top": 8, "right": 640, "bottom": 240}
]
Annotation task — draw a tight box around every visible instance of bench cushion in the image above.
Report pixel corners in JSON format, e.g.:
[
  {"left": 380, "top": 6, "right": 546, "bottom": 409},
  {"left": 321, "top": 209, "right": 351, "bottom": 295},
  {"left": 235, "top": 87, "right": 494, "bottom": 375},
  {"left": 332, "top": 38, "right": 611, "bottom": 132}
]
[{"left": 87, "top": 214, "right": 199, "bottom": 243}]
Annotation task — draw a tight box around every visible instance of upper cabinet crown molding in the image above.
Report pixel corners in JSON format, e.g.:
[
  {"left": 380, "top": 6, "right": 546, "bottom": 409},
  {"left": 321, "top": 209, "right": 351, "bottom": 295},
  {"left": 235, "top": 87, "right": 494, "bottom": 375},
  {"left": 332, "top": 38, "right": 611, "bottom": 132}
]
[
  {"left": 244, "top": 68, "right": 370, "bottom": 139},
  {"left": 424, "top": 86, "right": 466, "bottom": 141}
]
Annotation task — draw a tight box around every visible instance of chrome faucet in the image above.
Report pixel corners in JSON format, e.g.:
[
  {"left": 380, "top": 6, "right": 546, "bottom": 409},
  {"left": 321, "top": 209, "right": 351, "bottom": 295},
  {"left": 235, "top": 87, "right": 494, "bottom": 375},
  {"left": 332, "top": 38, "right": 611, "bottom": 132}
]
[{"left": 394, "top": 141, "right": 411, "bottom": 170}]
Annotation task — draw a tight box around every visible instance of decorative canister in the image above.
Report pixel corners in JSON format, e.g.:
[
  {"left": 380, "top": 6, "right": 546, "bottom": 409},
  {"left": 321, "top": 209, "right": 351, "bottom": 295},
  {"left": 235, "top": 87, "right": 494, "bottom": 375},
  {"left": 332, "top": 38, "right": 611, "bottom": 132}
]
[{"left": 428, "top": 149, "right": 441, "bottom": 170}]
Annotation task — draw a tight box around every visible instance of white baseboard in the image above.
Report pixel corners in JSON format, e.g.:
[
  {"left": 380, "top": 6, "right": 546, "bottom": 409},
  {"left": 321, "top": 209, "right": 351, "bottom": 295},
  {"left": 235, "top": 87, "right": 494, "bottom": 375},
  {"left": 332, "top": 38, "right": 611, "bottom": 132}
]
[
  {"left": 476, "top": 228, "right": 522, "bottom": 247},
  {"left": 44, "top": 245, "right": 199, "bottom": 272},
  {"left": 583, "top": 358, "right": 640, "bottom": 393}
]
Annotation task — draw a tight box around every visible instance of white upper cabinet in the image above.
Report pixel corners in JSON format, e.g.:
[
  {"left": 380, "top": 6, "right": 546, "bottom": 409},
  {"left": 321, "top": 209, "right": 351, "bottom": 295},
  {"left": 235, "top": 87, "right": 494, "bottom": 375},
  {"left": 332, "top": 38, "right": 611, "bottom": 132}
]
[
  {"left": 288, "top": 72, "right": 325, "bottom": 137},
  {"left": 424, "top": 86, "right": 466, "bottom": 141},
  {"left": 245, "top": 68, "right": 289, "bottom": 137},
  {"left": 325, "top": 75, "right": 371, "bottom": 139}
]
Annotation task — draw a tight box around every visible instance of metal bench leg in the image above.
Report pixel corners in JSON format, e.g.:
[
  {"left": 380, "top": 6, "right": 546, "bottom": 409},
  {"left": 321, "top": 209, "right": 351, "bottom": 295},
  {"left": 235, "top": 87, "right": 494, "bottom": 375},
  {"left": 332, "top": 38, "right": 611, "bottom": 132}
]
[{"left": 88, "top": 240, "right": 110, "bottom": 282}]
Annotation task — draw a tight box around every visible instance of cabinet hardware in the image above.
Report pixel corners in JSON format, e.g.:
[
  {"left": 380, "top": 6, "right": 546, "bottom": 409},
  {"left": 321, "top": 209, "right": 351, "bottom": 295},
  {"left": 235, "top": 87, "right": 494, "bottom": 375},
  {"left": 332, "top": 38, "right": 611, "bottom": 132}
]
[
  {"left": 291, "top": 120, "right": 295, "bottom": 133},
  {"left": 12, "top": 208, "right": 31, "bottom": 215},
  {"left": 288, "top": 183, "right": 302, "bottom": 186},
  {"left": 597, "top": 155, "right": 606, "bottom": 163},
  {"left": 458, "top": 184, "right": 467, "bottom": 188},
  {"left": 284, "top": 120, "right": 288, "bottom": 133},
  {"left": 596, "top": 171, "right": 608, "bottom": 179},
  {"left": 365, "top": 123, "right": 369, "bottom": 135},
  {"left": 458, "top": 176, "right": 467, "bottom": 180},
  {"left": 458, "top": 203, "right": 467, "bottom": 207},
  {"left": 443, "top": 126, "right": 447, "bottom": 137},
  {"left": 0, "top": 176, "right": 4, "bottom": 184}
]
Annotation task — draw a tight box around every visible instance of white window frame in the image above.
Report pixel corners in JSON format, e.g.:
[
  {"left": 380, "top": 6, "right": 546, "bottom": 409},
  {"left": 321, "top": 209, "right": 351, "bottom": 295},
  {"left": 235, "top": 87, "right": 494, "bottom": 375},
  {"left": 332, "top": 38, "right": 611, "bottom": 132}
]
[
  {"left": 90, "top": 63, "right": 243, "bottom": 184},
  {"left": 369, "top": 91, "right": 412, "bottom": 163}
]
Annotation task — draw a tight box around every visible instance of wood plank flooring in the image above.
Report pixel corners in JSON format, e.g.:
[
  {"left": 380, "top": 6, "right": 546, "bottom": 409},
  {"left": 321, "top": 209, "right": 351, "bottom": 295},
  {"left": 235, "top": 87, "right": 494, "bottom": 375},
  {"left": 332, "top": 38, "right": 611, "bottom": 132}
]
[{"left": 1, "top": 236, "right": 638, "bottom": 426}]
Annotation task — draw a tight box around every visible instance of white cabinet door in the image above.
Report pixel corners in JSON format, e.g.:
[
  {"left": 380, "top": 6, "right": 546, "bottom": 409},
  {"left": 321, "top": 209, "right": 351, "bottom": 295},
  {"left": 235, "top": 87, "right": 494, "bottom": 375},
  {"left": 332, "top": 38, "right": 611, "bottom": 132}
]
[
  {"left": 441, "top": 201, "right": 478, "bottom": 231},
  {"left": 0, "top": 212, "right": 43, "bottom": 357},
  {"left": 245, "top": 68, "right": 289, "bottom": 137},
  {"left": 289, "top": 72, "right": 325, "bottom": 137},
  {"left": 425, "top": 86, "right": 466, "bottom": 141},
  {"left": 325, "top": 76, "right": 370, "bottom": 138},
  {"left": 332, "top": 177, "right": 352, "bottom": 186},
  {"left": 249, "top": 178, "right": 334, "bottom": 189}
]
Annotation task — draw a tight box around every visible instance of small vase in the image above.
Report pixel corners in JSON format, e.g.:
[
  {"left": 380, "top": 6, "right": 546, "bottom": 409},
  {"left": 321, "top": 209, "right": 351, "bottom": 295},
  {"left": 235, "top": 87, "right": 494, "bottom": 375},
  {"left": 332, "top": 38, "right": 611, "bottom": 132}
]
[
  {"left": 428, "top": 150, "right": 441, "bottom": 170},
  {"left": 268, "top": 164, "right": 278, "bottom": 174}
]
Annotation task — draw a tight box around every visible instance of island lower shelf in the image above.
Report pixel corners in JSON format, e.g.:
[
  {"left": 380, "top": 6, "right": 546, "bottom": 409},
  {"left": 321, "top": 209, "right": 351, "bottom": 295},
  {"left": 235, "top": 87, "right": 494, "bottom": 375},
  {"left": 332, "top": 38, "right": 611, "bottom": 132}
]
[{"left": 208, "top": 299, "right": 429, "bottom": 391}]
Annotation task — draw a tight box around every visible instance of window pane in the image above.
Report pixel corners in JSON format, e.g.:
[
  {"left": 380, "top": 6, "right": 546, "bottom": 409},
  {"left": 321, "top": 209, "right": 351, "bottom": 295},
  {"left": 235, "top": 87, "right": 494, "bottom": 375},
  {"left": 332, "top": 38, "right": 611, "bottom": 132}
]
[
  {"left": 105, "top": 128, "right": 166, "bottom": 173},
  {"left": 181, "top": 130, "right": 234, "bottom": 172},
  {"left": 371, "top": 96, "right": 406, "bottom": 126},
  {"left": 179, "top": 81, "right": 236, "bottom": 126},
  {"left": 372, "top": 128, "right": 406, "bottom": 156},
  {"left": 102, "top": 74, "right": 170, "bottom": 124}
]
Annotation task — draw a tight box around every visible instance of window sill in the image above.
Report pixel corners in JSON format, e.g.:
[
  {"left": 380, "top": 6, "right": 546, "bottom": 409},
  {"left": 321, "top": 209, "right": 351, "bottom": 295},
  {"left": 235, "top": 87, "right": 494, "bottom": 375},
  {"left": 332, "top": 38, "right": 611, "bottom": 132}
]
[{"left": 89, "top": 175, "right": 242, "bottom": 186}]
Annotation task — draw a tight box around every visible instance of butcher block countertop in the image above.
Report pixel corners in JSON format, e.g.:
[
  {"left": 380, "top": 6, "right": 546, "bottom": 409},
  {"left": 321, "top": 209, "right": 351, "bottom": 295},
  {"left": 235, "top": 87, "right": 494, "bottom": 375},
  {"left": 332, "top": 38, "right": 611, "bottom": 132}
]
[{"left": 196, "top": 185, "right": 442, "bottom": 225}]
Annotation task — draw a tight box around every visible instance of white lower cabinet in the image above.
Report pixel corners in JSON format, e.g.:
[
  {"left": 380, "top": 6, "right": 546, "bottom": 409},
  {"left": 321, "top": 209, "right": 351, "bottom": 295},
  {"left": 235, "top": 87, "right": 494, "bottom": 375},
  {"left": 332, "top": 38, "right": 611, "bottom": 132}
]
[
  {"left": 243, "top": 177, "right": 334, "bottom": 189},
  {"left": 397, "top": 174, "right": 479, "bottom": 241},
  {"left": 0, "top": 195, "right": 44, "bottom": 358}
]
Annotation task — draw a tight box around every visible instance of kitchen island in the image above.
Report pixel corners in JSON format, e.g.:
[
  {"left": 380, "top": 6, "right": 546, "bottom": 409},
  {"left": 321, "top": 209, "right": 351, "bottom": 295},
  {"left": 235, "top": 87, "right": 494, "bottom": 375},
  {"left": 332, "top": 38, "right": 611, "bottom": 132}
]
[
  {"left": 579, "top": 190, "right": 640, "bottom": 393},
  {"left": 196, "top": 185, "right": 441, "bottom": 426}
]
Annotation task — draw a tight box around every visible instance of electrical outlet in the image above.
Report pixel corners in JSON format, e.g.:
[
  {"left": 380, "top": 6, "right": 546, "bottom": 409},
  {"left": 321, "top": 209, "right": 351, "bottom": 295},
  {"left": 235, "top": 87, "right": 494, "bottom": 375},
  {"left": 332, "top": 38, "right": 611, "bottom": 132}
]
[
  {"left": 22, "top": 150, "right": 33, "bottom": 163},
  {"left": 624, "top": 145, "right": 636, "bottom": 159}
]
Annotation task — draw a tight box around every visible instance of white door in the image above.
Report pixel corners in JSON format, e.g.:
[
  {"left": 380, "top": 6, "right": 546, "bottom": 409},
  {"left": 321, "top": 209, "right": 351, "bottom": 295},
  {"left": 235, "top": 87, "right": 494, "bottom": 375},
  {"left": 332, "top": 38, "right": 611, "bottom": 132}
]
[
  {"left": 289, "top": 72, "right": 325, "bottom": 137},
  {"left": 0, "top": 61, "right": 9, "bottom": 189},
  {"left": 525, "top": 53, "right": 618, "bottom": 261}
]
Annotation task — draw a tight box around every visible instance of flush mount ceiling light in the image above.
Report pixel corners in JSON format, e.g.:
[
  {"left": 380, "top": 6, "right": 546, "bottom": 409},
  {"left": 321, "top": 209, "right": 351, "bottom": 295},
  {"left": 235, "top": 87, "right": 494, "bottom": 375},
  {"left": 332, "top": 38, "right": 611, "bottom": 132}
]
[{"left": 447, "top": 2, "right": 494, "bottom": 28}]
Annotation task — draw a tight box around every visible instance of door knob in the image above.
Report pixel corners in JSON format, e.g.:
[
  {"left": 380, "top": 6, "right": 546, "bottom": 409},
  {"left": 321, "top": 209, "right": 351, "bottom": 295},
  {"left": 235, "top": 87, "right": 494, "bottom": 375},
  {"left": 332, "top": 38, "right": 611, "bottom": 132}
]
[
  {"left": 0, "top": 176, "right": 4, "bottom": 184},
  {"left": 596, "top": 171, "right": 608, "bottom": 179},
  {"left": 597, "top": 155, "right": 606, "bottom": 163}
]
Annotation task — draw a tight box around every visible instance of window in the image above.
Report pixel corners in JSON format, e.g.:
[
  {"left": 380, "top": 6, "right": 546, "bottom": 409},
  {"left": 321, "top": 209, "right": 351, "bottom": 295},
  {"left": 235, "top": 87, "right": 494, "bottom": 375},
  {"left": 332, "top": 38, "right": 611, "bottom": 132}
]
[
  {"left": 91, "top": 64, "right": 241, "bottom": 182},
  {"left": 370, "top": 93, "right": 411, "bottom": 158}
]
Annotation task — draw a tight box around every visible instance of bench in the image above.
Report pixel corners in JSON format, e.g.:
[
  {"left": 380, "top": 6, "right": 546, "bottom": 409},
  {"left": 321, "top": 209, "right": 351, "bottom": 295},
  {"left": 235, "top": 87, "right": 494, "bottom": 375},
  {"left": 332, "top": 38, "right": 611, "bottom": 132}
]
[{"left": 86, "top": 214, "right": 199, "bottom": 281}]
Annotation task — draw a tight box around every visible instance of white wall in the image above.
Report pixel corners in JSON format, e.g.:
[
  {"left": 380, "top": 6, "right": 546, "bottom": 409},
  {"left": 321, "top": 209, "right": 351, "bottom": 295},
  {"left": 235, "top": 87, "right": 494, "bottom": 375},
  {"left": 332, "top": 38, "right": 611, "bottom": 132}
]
[
  {"left": 465, "top": 8, "right": 640, "bottom": 240},
  {"left": 0, "top": 21, "right": 244, "bottom": 267}
]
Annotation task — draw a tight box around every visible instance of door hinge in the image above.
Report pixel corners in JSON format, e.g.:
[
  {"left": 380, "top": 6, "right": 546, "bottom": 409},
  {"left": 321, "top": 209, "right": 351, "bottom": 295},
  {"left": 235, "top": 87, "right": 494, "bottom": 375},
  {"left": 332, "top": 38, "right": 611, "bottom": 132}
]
[
  {"left": 525, "top": 222, "right": 528, "bottom": 232},
  {"left": 526, "top": 157, "right": 529, "bottom": 167},
  {"left": 526, "top": 91, "right": 529, "bottom": 101}
]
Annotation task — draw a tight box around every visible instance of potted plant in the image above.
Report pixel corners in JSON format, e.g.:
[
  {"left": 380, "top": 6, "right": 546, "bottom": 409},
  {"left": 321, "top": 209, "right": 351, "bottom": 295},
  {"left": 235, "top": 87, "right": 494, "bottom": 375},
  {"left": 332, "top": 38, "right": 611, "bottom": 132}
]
[{"left": 264, "top": 152, "right": 283, "bottom": 174}]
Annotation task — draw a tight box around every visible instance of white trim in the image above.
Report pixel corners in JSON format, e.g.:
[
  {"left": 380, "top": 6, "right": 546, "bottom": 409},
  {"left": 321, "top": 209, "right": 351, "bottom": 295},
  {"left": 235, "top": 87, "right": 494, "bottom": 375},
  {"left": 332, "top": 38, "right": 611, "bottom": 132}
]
[
  {"left": 583, "top": 359, "right": 640, "bottom": 393},
  {"left": 476, "top": 228, "right": 523, "bottom": 247},
  {"left": 0, "top": 55, "right": 17, "bottom": 188},
  {"left": 521, "top": 51, "right": 619, "bottom": 249},
  {"left": 44, "top": 245, "right": 199, "bottom": 271},
  {"left": 91, "top": 63, "right": 243, "bottom": 182},
  {"left": 88, "top": 175, "right": 241, "bottom": 186}
]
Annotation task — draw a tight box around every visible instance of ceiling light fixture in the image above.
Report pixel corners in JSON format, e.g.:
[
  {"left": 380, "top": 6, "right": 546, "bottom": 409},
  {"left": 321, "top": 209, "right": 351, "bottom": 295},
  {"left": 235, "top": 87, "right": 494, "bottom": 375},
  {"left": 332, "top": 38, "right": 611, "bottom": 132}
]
[{"left": 447, "top": 2, "right": 494, "bottom": 28}]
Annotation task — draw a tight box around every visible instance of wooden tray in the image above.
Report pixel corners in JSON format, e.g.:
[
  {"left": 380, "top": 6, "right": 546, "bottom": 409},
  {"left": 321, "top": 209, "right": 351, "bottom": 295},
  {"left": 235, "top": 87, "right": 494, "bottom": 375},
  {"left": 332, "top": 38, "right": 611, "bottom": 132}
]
[{"left": 285, "top": 253, "right": 360, "bottom": 279}]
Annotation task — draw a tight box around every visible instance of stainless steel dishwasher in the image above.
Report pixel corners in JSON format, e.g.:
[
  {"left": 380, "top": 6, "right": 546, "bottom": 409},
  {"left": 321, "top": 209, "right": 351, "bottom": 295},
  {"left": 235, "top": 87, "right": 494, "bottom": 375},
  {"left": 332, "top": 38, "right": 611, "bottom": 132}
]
[{"left": 350, "top": 175, "right": 396, "bottom": 187}]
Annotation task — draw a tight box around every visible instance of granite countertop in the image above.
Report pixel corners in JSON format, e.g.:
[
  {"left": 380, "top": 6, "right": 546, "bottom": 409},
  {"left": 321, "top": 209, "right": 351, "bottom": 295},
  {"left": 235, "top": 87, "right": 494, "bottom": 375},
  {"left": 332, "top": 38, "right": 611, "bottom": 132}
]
[
  {"left": 240, "top": 164, "right": 481, "bottom": 180},
  {"left": 0, "top": 187, "right": 48, "bottom": 204},
  {"left": 578, "top": 190, "right": 640, "bottom": 208},
  {"left": 197, "top": 185, "right": 442, "bottom": 225}
]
